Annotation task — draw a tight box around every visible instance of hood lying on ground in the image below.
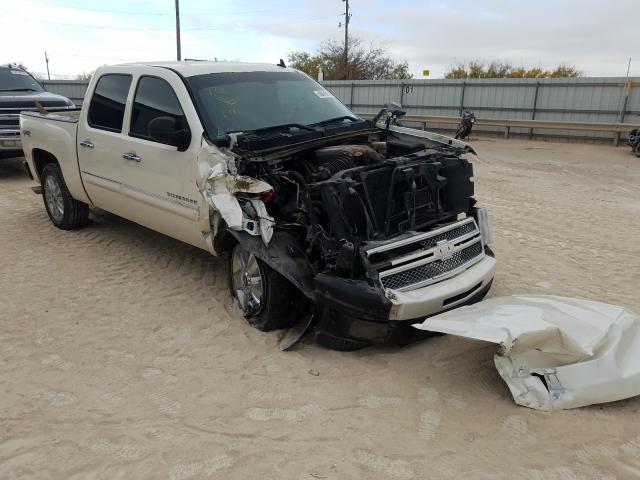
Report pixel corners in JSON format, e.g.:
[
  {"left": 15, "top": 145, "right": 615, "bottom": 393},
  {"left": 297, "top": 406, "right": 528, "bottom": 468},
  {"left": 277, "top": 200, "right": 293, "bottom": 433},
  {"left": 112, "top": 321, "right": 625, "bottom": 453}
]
[{"left": 413, "top": 295, "right": 640, "bottom": 411}]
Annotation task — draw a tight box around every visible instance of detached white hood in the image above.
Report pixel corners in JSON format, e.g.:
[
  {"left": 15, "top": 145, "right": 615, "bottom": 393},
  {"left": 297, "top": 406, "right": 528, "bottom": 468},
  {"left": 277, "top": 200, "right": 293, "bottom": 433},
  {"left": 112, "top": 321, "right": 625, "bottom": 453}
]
[{"left": 413, "top": 295, "right": 640, "bottom": 411}]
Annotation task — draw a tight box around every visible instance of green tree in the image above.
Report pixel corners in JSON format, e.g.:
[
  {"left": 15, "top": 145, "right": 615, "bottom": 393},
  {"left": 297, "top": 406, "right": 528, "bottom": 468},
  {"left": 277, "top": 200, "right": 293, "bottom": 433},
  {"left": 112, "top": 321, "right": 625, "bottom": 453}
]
[
  {"left": 287, "top": 36, "right": 413, "bottom": 81},
  {"left": 286, "top": 51, "right": 322, "bottom": 79},
  {"left": 549, "top": 64, "right": 582, "bottom": 78},
  {"left": 388, "top": 61, "right": 412, "bottom": 80},
  {"left": 445, "top": 61, "right": 582, "bottom": 79}
]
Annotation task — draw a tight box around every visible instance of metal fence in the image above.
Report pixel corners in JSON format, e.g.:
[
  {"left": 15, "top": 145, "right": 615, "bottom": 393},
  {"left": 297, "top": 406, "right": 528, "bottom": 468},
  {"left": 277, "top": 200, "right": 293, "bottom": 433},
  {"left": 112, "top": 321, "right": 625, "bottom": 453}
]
[
  {"left": 42, "top": 80, "right": 89, "bottom": 106},
  {"left": 322, "top": 77, "right": 640, "bottom": 141},
  {"left": 42, "top": 77, "right": 640, "bottom": 141}
]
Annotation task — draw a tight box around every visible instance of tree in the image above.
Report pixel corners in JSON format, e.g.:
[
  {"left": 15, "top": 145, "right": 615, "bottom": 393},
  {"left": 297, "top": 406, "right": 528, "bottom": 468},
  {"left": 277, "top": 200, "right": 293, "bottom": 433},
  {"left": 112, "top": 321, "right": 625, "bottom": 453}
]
[
  {"left": 548, "top": 64, "right": 582, "bottom": 78},
  {"left": 75, "top": 70, "right": 95, "bottom": 81},
  {"left": 7, "top": 62, "right": 28, "bottom": 70},
  {"left": 286, "top": 51, "right": 323, "bottom": 80},
  {"left": 388, "top": 62, "right": 412, "bottom": 80},
  {"left": 288, "top": 36, "right": 413, "bottom": 81},
  {"left": 6, "top": 62, "right": 44, "bottom": 80},
  {"left": 444, "top": 61, "right": 582, "bottom": 79}
]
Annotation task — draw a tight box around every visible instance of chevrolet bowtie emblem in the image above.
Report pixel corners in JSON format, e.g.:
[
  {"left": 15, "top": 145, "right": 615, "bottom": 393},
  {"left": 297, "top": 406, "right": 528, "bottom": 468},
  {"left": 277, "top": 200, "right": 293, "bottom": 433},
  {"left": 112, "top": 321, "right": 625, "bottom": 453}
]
[{"left": 433, "top": 240, "right": 454, "bottom": 260}]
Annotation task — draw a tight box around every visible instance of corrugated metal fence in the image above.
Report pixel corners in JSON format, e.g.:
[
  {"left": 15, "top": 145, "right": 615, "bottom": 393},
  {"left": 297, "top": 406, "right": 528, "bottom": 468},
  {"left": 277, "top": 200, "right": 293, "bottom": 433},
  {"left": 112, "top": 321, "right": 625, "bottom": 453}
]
[
  {"left": 42, "top": 77, "right": 640, "bottom": 141},
  {"left": 42, "top": 80, "right": 88, "bottom": 106},
  {"left": 322, "top": 77, "right": 640, "bottom": 141}
]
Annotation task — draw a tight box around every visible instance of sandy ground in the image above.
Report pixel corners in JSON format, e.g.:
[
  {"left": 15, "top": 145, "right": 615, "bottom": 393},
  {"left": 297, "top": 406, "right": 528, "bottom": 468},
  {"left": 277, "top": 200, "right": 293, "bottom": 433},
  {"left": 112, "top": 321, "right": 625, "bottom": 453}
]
[{"left": 1, "top": 138, "right": 640, "bottom": 480}]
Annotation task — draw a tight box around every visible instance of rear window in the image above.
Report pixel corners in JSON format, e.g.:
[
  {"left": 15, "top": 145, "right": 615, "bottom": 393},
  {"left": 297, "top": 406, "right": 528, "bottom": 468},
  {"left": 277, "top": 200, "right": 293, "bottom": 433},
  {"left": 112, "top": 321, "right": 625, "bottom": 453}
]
[{"left": 88, "top": 74, "right": 132, "bottom": 132}]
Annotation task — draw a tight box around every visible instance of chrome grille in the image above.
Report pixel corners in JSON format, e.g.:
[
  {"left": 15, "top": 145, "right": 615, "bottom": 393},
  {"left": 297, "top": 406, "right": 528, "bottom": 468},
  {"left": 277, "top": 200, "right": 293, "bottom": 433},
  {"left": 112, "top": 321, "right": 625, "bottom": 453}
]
[
  {"left": 368, "top": 217, "right": 485, "bottom": 292},
  {"left": 380, "top": 242, "right": 483, "bottom": 290},
  {"left": 415, "top": 221, "right": 476, "bottom": 250},
  {"left": 0, "top": 115, "right": 19, "bottom": 131}
]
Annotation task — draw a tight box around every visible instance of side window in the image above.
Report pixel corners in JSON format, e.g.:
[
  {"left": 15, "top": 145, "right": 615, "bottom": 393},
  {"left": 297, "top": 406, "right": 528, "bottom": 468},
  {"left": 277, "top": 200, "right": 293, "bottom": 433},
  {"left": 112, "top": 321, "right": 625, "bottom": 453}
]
[
  {"left": 130, "top": 76, "right": 189, "bottom": 145},
  {"left": 88, "top": 74, "right": 132, "bottom": 132}
]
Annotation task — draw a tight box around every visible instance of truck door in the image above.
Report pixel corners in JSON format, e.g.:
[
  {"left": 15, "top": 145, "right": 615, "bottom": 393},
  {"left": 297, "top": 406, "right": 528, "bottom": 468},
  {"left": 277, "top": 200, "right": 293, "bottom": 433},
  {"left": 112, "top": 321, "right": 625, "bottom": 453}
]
[
  {"left": 115, "top": 72, "right": 207, "bottom": 250},
  {"left": 77, "top": 73, "right": 133, "bottom": 216}
]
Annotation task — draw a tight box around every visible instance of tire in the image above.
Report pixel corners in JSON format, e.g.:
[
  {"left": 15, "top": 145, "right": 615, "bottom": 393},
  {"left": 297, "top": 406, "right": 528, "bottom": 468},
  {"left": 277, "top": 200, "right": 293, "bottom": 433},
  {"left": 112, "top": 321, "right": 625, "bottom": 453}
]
[
  {"left": 635, "top": 143, "right": 640, "bottom": 158},
  {"left": 229, "top": 242, "right": 303, "bottom": 332},
  {"left": 41, "top": 163, "right": 89, "bottom": 230}
]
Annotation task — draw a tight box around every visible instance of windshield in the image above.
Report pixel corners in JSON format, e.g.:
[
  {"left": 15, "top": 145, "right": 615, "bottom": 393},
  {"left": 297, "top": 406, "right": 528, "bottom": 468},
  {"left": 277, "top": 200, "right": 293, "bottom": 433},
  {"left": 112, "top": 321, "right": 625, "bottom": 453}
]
[
  {"left": 0, "top": 67, "right": 44, "bottom": 92},
  {"left": 186, "top": 71, "right": 356, "bottom": 138}
]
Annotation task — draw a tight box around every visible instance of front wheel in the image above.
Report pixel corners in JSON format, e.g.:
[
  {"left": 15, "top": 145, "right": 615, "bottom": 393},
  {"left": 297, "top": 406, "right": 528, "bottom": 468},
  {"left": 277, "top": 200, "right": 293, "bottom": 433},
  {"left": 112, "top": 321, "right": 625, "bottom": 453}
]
[
  {"left": 41, "top": 163, "right": 89, "bottom": 230},
  {"left": 229, "top": 243, "right": 303, "bottom": 332},
  {"left": 634, "top": 143, "right": 640, "bottom": 158}
]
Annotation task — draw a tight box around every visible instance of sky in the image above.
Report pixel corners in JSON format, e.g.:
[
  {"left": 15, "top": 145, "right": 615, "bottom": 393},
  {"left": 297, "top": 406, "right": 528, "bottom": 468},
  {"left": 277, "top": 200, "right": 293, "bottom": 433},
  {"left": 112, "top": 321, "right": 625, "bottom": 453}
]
[{"left": 1, "top": 0, "right": 638, "bottom": 79}]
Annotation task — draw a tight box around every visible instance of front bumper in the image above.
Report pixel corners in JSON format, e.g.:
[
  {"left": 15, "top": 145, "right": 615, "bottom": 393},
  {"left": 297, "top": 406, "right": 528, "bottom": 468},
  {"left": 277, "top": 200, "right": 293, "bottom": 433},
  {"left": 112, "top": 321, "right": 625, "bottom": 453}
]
[
  {"left": 0, "top": 133, "right": 22, "bottom": 152},
  {"left": 314, "top": 254, "right": 496, "bottom": 349},
  {"left": 1, "top": 112, "right": 22, "bottom": 154}
]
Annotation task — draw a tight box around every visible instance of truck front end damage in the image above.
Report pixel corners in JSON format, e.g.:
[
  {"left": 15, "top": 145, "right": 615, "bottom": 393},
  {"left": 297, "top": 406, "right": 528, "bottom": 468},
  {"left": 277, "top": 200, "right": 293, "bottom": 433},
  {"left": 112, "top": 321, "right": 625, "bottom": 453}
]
[
  {"left": 198, "top": 125, "right": 495, "bottom": 350},
  {"left": 314, "top": 216, "right": 495, "bottom": 349}
]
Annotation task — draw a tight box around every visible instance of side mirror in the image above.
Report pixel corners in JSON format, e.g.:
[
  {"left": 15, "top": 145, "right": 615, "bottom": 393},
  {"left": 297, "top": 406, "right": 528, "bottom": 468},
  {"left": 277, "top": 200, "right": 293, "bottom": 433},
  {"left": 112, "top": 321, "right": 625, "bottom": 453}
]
[
  {"left": 148, "top": 116, "right": 191, "bottom": 151},
  {"left": 386, "top": 102, "right": 406, "bottom": 118}
]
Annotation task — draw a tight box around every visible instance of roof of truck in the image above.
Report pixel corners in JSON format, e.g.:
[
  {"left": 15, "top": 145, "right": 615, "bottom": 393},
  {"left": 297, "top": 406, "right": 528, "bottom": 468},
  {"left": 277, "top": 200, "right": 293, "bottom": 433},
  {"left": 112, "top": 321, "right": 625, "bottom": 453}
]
[{"left": 112, "top": 61, "right": 298, "bottom": 77}]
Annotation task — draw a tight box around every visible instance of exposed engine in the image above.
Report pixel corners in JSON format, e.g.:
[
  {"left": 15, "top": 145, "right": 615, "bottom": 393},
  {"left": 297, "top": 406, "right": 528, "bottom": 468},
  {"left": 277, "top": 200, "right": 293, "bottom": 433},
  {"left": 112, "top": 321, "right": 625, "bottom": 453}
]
[{"left": 236, "top": 139, "right": 476, "bottom": 277}]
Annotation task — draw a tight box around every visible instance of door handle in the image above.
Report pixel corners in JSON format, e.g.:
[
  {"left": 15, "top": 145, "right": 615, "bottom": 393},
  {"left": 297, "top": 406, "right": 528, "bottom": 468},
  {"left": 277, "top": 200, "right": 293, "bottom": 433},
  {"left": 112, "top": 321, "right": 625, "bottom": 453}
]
[
  {"left": 79, "top": 140, "right": 94, "bottom": 149},
  {"left": 122, "top": 151, "right": 141, "bottom": 162}
]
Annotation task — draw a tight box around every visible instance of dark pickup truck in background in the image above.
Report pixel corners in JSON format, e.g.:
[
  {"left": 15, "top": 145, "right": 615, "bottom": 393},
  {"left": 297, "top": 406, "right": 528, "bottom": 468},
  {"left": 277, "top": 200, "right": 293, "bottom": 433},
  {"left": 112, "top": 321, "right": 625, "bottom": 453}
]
[{"left": 0, "top": 65, "right": 75, "bottom": 159}]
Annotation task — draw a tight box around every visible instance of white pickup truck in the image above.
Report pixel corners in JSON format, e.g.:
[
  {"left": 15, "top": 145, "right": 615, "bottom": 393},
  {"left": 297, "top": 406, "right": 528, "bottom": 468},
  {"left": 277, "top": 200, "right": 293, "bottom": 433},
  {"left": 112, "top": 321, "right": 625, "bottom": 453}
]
[{"left": 20, "top": 61, "right": 496, "bottom": 350}]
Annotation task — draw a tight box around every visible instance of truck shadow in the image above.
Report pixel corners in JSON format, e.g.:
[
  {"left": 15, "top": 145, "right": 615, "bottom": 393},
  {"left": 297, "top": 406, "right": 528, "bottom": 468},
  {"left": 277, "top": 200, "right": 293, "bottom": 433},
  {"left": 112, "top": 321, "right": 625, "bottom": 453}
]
[{"left": 0, "top": 156, "right": 28, "bottom": 180}]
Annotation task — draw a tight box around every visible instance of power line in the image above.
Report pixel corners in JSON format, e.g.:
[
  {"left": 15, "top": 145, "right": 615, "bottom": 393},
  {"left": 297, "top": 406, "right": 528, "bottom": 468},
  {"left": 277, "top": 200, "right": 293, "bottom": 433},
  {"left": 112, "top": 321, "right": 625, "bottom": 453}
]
[
  {"left": 26, "top": 0, "right": 167, "bottom": 15},
  {"left": 62, "top": 53, "right": 132, "bottom": 61},
  {"left": 25, "top": 0, "right": 310, "bottom": 17},
  {"left": 188, "top": 15, "right": 341, "bottom": 32},
  {"left": 1, "top": 14, "right": 342, "bottom": 32}
]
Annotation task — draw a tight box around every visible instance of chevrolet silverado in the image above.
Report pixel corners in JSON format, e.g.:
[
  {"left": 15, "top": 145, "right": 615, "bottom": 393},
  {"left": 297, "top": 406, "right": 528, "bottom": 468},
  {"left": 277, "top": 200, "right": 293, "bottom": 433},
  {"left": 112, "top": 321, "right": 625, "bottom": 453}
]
[{"left": 20, "top": 61, "right": 496, "bottom": 350}]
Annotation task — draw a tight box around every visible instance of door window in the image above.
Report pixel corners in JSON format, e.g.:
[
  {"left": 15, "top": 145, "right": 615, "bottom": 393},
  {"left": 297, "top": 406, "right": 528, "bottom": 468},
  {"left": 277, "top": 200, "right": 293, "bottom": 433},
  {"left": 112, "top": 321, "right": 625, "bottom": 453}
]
[
  {"left": 130, "top": 76, "right": 188, "bottom": 145},
  {"left": 88, "top": 74, "right": 132, "bottom": 132}
]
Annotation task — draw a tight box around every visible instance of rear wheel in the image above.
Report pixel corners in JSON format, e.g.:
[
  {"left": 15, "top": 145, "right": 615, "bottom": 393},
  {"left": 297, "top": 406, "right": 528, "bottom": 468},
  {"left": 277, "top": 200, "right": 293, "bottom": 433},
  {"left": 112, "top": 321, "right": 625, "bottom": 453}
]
[
  {"left": 41, "top": 163, "right": 89, "bottom": 230},
  {"left": 635, "top": 143, "right": 640, "bottom": 158},
  {"left": 229, "top": 243, "right": 302, "bottom": 331}
]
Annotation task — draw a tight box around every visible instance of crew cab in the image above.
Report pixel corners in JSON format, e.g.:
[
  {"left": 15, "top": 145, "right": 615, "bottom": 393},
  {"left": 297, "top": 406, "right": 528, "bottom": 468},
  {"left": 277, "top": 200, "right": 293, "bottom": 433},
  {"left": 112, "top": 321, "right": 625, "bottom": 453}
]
[
  {"left": 1, "top": 65, "right": 75, "bottom": 159},
  {"left": 20, "top": 61, "right": 496, "bottom": 350}
]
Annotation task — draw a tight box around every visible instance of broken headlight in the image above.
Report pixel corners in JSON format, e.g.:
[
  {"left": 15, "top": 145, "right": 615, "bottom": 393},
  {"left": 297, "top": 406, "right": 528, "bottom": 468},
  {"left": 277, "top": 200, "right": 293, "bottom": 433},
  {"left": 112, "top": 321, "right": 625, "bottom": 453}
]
[{"left": 475, "top": 207, "right": 493, "bottom": 245}]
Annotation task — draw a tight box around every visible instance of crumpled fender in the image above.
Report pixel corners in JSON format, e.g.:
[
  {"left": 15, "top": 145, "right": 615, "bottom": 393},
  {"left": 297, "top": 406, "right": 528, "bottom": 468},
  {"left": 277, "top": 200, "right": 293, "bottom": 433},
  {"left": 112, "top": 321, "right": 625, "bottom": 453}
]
[
  {"left": 195, "top": 141, "right": 273, "bottom": 253},
  {"left": 413, "top": 295, "right": 640, "bottom": 410}
]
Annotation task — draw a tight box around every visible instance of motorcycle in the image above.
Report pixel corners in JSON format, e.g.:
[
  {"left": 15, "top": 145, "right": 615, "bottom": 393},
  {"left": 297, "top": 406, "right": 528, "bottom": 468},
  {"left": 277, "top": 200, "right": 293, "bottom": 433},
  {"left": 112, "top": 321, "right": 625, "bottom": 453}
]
[
  {"left": 455, "top": 111, "right": 476, "bottom": 140},
  {"left": 630, "top": 129, "right": 640, "bottom": 158}
]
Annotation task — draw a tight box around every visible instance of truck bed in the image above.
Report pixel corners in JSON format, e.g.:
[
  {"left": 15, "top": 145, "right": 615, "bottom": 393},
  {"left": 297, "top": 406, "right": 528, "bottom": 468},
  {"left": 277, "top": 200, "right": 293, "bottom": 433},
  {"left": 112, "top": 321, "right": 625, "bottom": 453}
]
[
  {"left": 21, "top": 109, "right": 81, "bottom": 124},
  {"left": 20, "top": 108, "right": 90, "bottom": 204}
]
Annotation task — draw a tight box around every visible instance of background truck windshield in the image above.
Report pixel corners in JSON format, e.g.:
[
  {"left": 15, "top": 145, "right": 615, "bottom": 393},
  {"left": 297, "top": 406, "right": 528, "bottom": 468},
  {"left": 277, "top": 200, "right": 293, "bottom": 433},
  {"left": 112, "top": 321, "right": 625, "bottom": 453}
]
[
  {"left": 0, "top": 68, "right": 44, "bottom": 92},
  {"left": 186, "top": 71, "right": 355, "bottom": 138}
]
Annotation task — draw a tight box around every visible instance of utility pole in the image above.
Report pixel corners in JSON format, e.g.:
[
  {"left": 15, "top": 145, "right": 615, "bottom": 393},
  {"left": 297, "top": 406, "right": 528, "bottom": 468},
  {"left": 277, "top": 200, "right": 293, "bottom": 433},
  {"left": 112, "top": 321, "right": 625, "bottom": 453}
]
[
  {"left": 175, "top": 0, "right": 181, "bottom": 61},
  {"left": 342, "top": 0, "right": 350, "bottom": 80},
  {"left": 44, "top": 51, "right": 50, "bottom": 80}
]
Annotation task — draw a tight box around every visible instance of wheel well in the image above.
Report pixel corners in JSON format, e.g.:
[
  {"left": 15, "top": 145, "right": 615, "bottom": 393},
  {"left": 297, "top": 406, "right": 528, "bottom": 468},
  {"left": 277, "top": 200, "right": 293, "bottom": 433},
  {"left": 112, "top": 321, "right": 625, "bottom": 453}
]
[
  {"left": 213, "top": 228, "right": 237, "bottom": 254},
  {"left": 32, "top": 149, "right": 59, "bottom": 179}
]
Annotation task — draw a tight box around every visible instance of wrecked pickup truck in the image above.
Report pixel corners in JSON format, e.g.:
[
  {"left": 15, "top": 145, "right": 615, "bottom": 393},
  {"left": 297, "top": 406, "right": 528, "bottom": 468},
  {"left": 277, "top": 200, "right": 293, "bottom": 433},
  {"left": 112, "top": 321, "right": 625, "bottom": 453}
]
[{"left": 20, "top": 61, "right": 496, "bottom": 350}]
